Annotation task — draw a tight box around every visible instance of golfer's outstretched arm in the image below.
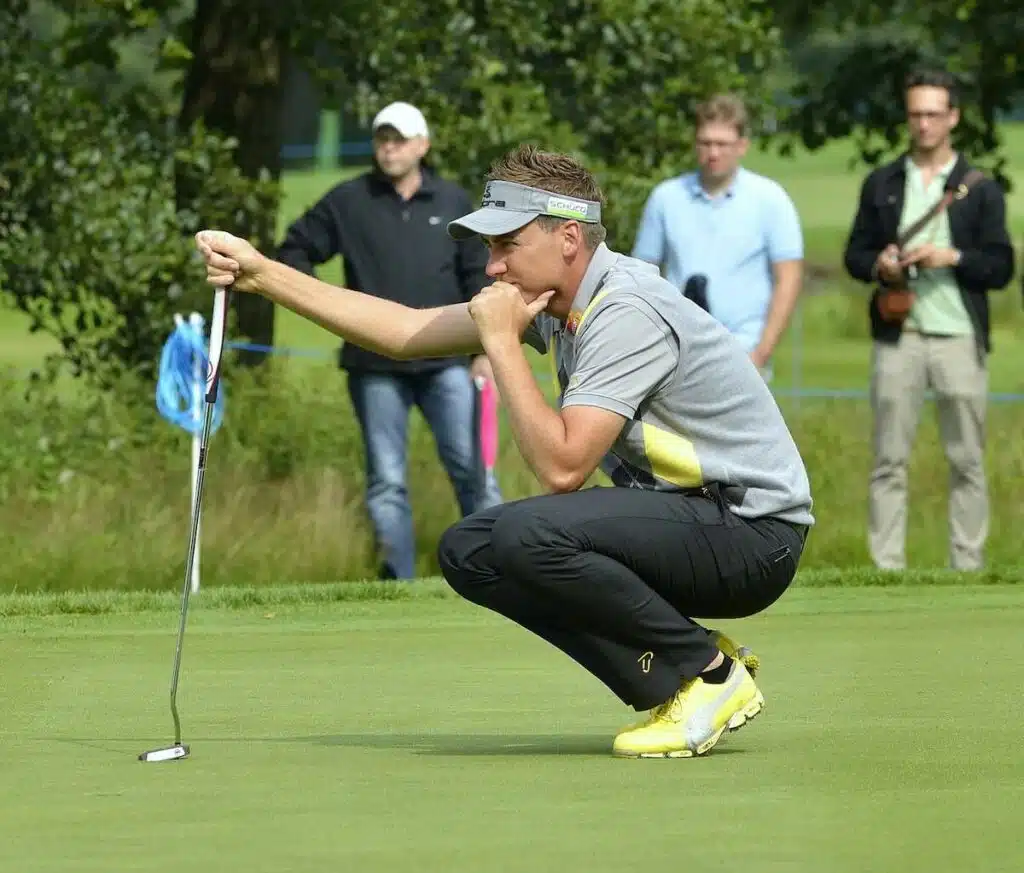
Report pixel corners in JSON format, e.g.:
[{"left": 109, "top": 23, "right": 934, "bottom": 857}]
[
  {"left": 256, "top": 260, "right": 484, "bottom": 359},
  {"left": 196, "top": 230, "right": 484, "bottom": 360}
]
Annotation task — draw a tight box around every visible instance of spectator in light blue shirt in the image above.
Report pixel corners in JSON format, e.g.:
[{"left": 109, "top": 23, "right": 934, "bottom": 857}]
[{"left": 632, "top": 94, "right": 804, "bottom": 379}]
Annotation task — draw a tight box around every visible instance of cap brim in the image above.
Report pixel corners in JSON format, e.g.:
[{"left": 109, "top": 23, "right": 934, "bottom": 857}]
[
  {"left": 447, "top": 208, "right": 538, "bottom": 241},
  {"left": 372, "top": 122, "right": 423, "bottom": 139}
]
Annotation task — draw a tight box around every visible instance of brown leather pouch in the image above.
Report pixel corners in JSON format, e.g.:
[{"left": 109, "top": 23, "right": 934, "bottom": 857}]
[
  {"left": 877, "top": 287, "right": 916, "bottom": 322},
  {"left": 876, "top": 168, "right": 984, "bottom": 324}
]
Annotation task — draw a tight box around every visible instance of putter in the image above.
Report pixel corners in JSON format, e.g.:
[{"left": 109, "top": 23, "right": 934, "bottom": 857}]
[{"left": 140, "top": 285, "right": 230, "bottom": 763}]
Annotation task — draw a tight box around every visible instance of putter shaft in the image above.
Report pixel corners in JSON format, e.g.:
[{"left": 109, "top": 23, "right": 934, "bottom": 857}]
[{"left": 170, "top": 398, "right": 215, "bottom": 745}]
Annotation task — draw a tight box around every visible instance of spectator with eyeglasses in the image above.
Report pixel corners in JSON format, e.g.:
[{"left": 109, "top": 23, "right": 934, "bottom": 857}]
[{"left": 631, "top": 94, "right": 804, "bottom": 381}]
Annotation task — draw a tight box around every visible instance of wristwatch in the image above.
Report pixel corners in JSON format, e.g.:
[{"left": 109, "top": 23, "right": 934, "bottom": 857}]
[{"left": 952, "top": 248, "right": 963, "bottom": 266}]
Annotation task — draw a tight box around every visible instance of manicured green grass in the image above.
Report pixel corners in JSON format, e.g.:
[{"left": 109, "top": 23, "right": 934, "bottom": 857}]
[{"left": 2, "top": 581, "right": 1022, "bottom": 873}]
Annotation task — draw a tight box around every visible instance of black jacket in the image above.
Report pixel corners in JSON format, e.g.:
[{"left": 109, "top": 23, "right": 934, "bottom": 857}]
[
  {"left": 842, "top": 152, "right": 1015, "bottom": 352},
  {"left": 277, "top": 167, "right": 489, "bottom": 373}
]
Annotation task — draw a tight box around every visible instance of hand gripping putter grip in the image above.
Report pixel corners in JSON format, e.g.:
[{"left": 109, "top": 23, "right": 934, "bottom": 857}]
[{"left": 140, "top": 286, "right": 230, "bottom": 763}]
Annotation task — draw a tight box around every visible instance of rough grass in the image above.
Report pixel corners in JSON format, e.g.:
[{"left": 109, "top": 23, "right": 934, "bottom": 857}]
[{"left": 2, "top": 132, "right": 1023, "bottom": 592}]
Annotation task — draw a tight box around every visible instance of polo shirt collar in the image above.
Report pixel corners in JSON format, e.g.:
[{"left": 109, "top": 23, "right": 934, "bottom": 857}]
[
  {"left": 564, "top": 243, "right": 618, "bottom": 334},
  {"left": 685, "top": 167, "right": 745, "bottom": 200}
]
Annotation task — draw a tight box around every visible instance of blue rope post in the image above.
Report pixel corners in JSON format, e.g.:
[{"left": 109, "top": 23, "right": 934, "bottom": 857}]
[{"left": 156, "top": 313, "right": 226, "bottom": 593}]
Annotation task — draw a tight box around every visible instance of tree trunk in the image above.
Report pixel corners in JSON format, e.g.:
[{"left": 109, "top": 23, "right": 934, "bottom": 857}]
[{"left": 177, "top": 0, "right": 289, "bottom": 366}]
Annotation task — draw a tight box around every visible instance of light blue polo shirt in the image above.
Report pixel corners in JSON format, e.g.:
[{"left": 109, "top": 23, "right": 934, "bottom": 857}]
[{"left": 631, "top": 168, "right": 803, "bottom": 353}]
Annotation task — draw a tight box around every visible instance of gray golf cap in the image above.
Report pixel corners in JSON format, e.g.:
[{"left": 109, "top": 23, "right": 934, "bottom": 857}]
[{"left": 447, "top": 180, "right": 602, "bottom": 241}]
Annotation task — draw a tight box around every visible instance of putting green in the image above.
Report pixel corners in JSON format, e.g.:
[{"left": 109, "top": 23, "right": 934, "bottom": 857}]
[{"left": 2, "top": 584, "right": 1021, "bottom": 872}]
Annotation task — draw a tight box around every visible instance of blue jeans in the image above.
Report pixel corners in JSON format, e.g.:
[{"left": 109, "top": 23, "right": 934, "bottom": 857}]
[{"left": 347, "top": 365, "right": 503, "bottom": 580}]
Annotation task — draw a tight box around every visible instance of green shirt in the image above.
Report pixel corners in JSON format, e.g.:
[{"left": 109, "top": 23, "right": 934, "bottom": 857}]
[{"left": 900, "top": 155, "right": 973, "bottom": 336}]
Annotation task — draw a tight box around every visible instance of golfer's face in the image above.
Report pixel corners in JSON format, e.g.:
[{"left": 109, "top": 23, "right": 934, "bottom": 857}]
[
  {"left": 484, "top": 221, "right": 561, "bottom": 299},
  {"left": 373, "top": 127, "right": 427, "bottom": 178},
  {"left": 695, "top": 121, "right": 747, "bottom": 180},
  {"left": 906, "top": 86, "right": 958, "bottom": 152}
]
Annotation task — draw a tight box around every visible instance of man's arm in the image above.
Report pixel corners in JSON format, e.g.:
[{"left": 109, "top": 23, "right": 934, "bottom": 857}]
[
  {"left": 754, "top": 186, "right": 804, "bottom": 364},
  {"left": 255, "top": 259, "right": 484, "bottom": 359},
  {"left": 955, "top": 179, "right": 1015, "bottom": 290},
  {"left": 753, "top": 260, "right": 803, "bottom": 365},
  {"left": 476, "top": 295, "right": 674, "bottom": 493},
  {"left": 843, "top": 172, "right": 887, "bottom": 283},
  {"left": 479, "top": 333, "right": 626, "bottom": 493},
  {"left": 276, "top": 190, "right": 344, "bottom": 275}
]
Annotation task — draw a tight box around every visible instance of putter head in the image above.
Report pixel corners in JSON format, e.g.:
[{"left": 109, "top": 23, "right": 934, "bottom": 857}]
[{"left": 138, "top": 743, "right": 190, "bottom": 763}]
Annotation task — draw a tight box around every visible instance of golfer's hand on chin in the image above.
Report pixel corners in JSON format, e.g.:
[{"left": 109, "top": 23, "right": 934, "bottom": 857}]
[
  {"left": 469, "top": 282, "right": 554, "bottom": 350},
  {"left": 194, "top": 229, "right": 266, "bottom": 293}
]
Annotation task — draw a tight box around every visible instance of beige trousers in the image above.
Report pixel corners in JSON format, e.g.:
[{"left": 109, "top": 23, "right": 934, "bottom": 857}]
[{"left": 869, "top": 331, "right": 988, "bottom": 570}]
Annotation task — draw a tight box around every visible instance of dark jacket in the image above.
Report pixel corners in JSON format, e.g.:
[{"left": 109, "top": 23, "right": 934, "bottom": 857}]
[
  {"left": 842, "top": 152, "right": 1015, "bottom": 352},
  {"left": 277, "top": 167, "right": 489, "bottom": 373}
]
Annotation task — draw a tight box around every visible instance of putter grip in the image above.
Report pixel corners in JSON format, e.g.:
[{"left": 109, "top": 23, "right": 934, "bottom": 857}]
[{"left": 205, "top": 286, "right": 230, "bottom": 403}]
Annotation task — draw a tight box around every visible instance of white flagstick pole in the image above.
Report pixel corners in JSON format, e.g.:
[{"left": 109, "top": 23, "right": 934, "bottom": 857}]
[{"left": 188, "top": 311, "right": 204, "bottom": 594}]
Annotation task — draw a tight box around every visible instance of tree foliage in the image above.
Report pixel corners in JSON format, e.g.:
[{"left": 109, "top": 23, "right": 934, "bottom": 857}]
[
  {"left": 777, "top": 0, "right": 1024, "bottom": 187},
  {"left": 0, "top": 1, "right": 276, "bottom": 387},
  {"left": 3, "top": 0, "right": 784, "bottom": 386},
  {"left": 315, "top": 0, "right": 784, "bottom": 250}
]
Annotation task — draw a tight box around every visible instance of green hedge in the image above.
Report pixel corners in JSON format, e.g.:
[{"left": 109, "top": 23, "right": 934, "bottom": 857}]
[{"left": 1, "top": 352, "right": 1023, "bottom": 594}]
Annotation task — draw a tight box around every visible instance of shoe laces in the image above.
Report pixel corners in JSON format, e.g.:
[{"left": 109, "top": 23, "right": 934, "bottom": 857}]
[{"left": 647, "top": 679, "right": 696, "bottom": 724}]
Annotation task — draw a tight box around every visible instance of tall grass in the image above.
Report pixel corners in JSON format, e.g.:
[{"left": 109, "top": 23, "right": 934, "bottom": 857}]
[
  {"left": 3, "top": 131, "right": 1024, "bottom": 591},
  {"left": 2, "top": 330, "right": 1023, "bottom": 594}
]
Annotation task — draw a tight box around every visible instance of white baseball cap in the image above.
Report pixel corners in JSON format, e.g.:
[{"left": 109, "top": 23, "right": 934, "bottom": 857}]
[{"left": 371, "top": 101, "right": 429, "bottom": 139}]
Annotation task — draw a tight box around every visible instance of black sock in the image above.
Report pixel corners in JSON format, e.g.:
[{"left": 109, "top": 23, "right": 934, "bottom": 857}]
[{"left": 700, "top": 657, "right": 733, "bottom": 684}]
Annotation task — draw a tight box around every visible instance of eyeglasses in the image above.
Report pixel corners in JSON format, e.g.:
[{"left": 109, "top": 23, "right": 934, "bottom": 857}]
[
  {"left": 695, "top": 139, "right": 741, "bottom": 150},
  {"left": 907, "top": 110, "right": 952, "bottom": 121}
]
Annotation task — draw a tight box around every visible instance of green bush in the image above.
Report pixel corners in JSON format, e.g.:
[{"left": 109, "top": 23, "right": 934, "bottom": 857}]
[
  {"left": 0, "top": 7, "right": 277, "bottom": 389},
  {"left": 2, "top": 350, "right": 1024, "bottom": 594}
]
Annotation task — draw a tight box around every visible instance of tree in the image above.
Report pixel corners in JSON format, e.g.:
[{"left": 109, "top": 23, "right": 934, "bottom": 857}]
[
  {"left": 174, "top": 1, "right": 292, "bottom": 364},
  {"left": 4, "top": 0, "right": 786, "bottom": 385},
  {"left": 775, "top": 0, "right": 1024, "bottom": 187},
  {"left": 49, "top": 0, "right": 295, "bottom": 365},
  {"left": 318, "top": 0, "right": 784, "bottom": 250},
  {"left": 0, "top": 0, "right": 276, "bottom": 387}
]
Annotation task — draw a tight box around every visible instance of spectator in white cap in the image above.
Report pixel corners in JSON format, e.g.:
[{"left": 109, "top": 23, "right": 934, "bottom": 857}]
[
  {"left": 372, "top": 101, "right": 430, "bottom": 139},
  {"left": 276, "top": 100, "right": 504, "bottom": 581}
]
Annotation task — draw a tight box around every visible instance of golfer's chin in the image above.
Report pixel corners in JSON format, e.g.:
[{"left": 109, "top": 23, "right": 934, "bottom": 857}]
[
  {"left": 517, "top": 286, "right": 553, "bottom": 311},
  {"left": 536, "top": 290, "right": 570, "bottom": 319}
]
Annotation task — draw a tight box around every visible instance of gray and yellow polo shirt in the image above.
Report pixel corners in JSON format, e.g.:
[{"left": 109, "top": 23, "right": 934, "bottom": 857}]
[{"left": 522, "top": 243, "right": 814, "bottom": 527}]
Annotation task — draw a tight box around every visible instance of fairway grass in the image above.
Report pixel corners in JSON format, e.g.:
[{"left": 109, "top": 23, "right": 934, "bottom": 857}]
[{"left": 2, "top": 582, "right": 1021, "bottom": 872}]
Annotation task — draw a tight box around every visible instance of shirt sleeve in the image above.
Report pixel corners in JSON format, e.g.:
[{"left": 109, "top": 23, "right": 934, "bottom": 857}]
[
  {"left": 765, "top": 183, "right": 804, "bottom": 263},
  {"left": 522, "top": 314, "right": 553, "bottom": 355},
  {"left": 561, "top": 299, "right": 677, "bottom": 419},
  {"left": 630, "top": 187, "right": 666, "bottom": 266},
  {"left": 276, "top": 188, "right": 345, "bottom": 275}
]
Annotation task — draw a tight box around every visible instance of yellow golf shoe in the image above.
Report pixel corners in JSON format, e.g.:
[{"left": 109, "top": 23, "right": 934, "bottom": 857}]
[
  {"left": 708, "top": 629, "right": 760, "bottom": 679},
  {"left": 617, "top": 631, "right": 760, "bottom": 735},
  {"left": 612, "top": 660, "right": 763, "bottom": 759}
]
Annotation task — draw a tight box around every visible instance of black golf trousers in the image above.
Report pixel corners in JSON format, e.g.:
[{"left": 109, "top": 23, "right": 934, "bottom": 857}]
[{"left": 437, "top": 485, "right": 807, "bottom": 711}]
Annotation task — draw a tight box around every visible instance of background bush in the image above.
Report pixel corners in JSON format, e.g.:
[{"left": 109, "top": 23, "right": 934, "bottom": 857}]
[
  {"left": 0, "top": 6, "right": 277, "bottom": 390},
  {"left": 2, "top": 352, "right": 1023, "bottom": 594}
]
